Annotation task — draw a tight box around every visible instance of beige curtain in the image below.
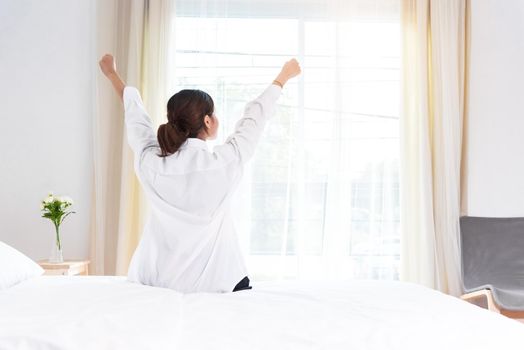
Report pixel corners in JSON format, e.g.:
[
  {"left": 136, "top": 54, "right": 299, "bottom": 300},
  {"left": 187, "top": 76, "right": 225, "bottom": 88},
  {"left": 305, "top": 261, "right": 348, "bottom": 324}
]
[
  {"left": 400, "top": 0, "right": 469, "bottom": 296},
  {"left": 91, "top": 0, "right": 176, "bottom": 275}
]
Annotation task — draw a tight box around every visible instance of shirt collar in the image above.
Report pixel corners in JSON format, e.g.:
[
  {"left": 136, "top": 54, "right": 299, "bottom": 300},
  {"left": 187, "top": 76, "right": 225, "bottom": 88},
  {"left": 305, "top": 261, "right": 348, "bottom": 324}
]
[{"left": 179, "top": 137, "right": 209, "bottom": 151}]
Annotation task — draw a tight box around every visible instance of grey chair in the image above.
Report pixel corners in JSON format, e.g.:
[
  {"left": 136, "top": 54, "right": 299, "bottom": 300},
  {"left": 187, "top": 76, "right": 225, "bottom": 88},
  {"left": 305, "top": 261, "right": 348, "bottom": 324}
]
[{"left": 460, "top": 216, "right": 524, "bottom": 318}]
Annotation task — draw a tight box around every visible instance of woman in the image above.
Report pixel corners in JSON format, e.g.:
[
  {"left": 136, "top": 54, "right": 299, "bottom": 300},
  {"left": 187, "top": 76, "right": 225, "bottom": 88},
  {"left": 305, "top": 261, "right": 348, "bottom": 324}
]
[{"left": 99, "top": 54, "right": 301, "bottom": 293}]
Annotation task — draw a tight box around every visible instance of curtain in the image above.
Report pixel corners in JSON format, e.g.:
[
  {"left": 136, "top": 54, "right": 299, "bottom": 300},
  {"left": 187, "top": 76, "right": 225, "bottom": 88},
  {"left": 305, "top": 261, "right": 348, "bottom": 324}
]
[
  {"left": 91, "top": 0, "right": 176, "bottom": 275},
  {"left": 174, "top": 0, "right": 401, "bottom": 281},
  {"left": 400, "top": 0, "right": 468, "bottom": 295}
]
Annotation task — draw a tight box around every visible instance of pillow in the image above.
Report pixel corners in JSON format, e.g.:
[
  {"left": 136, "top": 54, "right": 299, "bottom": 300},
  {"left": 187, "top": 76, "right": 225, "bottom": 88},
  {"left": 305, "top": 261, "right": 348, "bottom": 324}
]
[{"left": 0, "top": 241, "right": 44, "bottom": 290}]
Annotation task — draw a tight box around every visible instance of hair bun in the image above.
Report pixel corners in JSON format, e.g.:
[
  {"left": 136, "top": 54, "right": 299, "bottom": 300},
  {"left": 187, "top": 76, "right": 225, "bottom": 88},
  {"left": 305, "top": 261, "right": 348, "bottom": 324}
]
[
  {"left": 157, "top": 122, "right": 189, "bottom": 157},
  {"left": 173, "top": 120, "right": 189, "bottom": 135}
]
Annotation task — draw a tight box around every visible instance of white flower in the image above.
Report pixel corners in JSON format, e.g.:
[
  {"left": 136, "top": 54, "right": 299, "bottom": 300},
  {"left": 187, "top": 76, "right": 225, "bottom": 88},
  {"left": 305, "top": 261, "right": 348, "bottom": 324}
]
[
  {"left": 60, "top": 196, "right": 74, "bottom": 205},
  {"left": 41, "top": 193, "right": 73, "bottom": 208},
  {"left": 40, "top": 203, "right": 44, "bottom": 210}
]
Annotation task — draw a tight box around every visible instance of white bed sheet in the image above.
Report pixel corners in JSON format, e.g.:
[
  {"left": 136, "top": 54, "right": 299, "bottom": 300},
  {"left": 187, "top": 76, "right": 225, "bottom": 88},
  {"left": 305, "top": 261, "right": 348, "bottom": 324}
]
[{"left": 0, "top": 276, "right": 523, "bottom": 349}]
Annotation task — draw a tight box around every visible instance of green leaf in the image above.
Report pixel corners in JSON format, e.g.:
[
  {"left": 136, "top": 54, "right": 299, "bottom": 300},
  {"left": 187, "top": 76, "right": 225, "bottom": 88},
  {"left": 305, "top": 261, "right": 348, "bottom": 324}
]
[{"left": 59, "top": 211, "right": 75, "bottom": 225}]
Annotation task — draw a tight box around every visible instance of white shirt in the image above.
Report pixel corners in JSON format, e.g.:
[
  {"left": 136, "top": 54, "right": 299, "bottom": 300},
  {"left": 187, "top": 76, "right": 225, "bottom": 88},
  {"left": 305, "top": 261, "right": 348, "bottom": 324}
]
[{"left": 124, "top": 84, "right": 282, "bottom": 293}]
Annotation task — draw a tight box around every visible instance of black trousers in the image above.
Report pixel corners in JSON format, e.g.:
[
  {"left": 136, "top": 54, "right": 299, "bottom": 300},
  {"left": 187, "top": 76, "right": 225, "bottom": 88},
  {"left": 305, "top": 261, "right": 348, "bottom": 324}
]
[{"left": 232, "top": 276, "right": 252, "bottom": 292}]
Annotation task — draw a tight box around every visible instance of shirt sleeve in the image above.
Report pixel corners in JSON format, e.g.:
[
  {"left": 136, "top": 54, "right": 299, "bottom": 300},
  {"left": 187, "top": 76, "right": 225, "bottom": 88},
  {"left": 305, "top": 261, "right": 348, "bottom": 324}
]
[
  {"left": 213, "top": 83, "right": 282, "bottom": 164},
  {"left": 123, "top": 86, "right": 159, "bottom": 161}
]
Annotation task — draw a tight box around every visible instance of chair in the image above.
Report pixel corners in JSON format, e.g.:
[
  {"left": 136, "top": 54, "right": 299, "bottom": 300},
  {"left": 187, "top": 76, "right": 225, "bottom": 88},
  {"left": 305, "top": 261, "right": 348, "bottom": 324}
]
[{"left": 459, "top": 216, "right": 524, "bottom": 320}]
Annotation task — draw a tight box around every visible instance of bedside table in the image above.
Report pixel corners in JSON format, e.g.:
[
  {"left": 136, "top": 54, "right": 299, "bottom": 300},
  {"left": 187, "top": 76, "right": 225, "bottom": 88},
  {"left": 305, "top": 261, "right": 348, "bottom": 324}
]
[{"left": 38, "top": 260, "right": 90, "bottom": 276}]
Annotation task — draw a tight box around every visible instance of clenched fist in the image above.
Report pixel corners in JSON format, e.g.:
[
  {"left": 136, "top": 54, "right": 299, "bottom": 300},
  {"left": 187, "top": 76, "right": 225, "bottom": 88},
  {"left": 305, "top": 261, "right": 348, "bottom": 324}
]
[
  {"left": 99, "top": 54, "right": 117, "bottom": 77},
  {"left": 99, "top": 53, "right": 125, "bottom": 100},
  {"left": 274, "top": 58, "right": 302, "bottom": 87},
  {"left": 280, "top": 58, "right": 301, "bottom": 81}
]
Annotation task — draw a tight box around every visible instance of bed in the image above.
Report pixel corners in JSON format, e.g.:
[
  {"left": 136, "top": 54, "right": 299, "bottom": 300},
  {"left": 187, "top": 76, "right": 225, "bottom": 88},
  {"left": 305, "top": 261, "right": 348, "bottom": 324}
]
[{"left": 1, "top": 276, "right": 523, "bottom": 349}]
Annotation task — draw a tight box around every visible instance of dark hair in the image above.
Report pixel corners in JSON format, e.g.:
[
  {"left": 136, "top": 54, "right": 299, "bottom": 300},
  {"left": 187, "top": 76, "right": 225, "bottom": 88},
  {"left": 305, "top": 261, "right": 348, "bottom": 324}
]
[{"left": 157, "top": 89, "right": 214, "bottom": 157}]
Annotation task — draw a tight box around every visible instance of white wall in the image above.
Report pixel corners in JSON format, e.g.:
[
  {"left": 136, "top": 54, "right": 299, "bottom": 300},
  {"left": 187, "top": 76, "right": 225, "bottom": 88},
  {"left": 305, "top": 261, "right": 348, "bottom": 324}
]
[
  {"left": 0, "top": 0, "right": 95, "bottom": 260},
  {"left": 466, "top": 0, "right": 524, "bottom": 216}
]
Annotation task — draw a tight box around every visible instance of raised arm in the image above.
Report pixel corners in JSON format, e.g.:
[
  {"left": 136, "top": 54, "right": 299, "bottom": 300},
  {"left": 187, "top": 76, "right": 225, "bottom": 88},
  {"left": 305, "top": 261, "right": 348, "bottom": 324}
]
[
  {"left": 98, "top": 54, "right": 158, "bottom": 168},
  {"left": 99, "top": 54, "right": 125, "bottom": 101},
  {"left": 213, "top": 59, "right": 301, "bottom": 164}
]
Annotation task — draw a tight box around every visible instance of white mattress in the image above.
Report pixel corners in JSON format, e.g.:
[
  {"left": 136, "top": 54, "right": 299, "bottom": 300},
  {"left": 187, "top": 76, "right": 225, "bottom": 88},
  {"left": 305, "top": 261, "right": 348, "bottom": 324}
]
[{"left": 0, "top": 276, "right": 523, "bottom": 349}]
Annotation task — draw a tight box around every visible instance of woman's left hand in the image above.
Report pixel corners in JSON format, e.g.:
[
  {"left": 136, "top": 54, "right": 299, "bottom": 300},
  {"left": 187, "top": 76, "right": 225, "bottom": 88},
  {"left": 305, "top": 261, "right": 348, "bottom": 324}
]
[
  {"left": 98, "top": 53, "right": 125, "bottom": 101},
  {"left": 99, "top": 54, "right": 117, "bottom": 77}
]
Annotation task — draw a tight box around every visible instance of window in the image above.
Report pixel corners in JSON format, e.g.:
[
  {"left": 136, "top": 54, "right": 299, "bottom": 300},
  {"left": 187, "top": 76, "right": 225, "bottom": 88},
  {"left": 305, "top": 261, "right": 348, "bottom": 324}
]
[{"left": 173, "top": 0, "right": 400, "bottom": 281}]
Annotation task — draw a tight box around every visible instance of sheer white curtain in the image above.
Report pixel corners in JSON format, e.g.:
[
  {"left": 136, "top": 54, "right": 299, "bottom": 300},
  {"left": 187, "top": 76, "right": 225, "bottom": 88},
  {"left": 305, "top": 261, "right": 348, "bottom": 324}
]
[
  {"left": 92, "top": 0, "right": 176, "bottom": 275},
  {"left": 173, "top": 0, "right": 401, "bottom": 281},
  {"left": 400, "top": 0, "right": 467, "bottom": 295}
]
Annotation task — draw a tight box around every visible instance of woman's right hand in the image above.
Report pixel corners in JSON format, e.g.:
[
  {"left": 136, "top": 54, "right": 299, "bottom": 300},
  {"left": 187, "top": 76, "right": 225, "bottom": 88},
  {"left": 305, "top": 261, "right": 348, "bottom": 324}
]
[{"left": 274, "top": 58, "right": 301, "bottom": 87}]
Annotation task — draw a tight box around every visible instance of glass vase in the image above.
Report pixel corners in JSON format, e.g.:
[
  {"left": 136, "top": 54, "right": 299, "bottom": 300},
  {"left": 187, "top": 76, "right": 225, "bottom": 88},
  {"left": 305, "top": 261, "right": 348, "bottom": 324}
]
[{"left": 49, "top": 225, "right": 63, "bottom": 263}]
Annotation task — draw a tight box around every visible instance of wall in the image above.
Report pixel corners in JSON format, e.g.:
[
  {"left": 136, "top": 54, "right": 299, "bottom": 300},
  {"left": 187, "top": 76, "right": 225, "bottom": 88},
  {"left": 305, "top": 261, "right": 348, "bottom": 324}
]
[
  {"left": 0, "top": 0, "right": 95, "bottom": 260},
  {"left": 466, "top": 0, "right": 524, "bottom": 216}
]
